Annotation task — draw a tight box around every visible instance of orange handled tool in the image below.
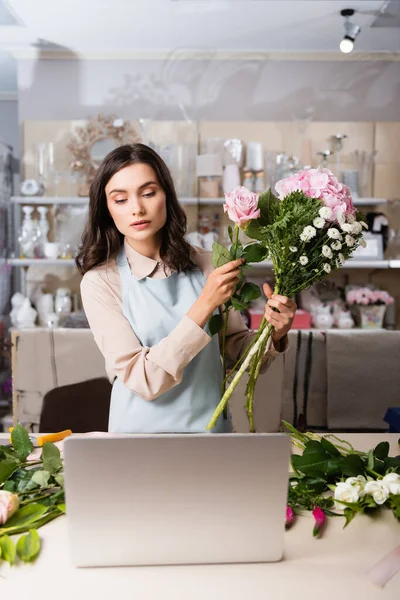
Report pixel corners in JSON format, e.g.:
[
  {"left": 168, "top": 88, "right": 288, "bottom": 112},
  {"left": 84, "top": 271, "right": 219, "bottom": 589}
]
[{"left": 9, "top": 428, "right": 72, "bottom": 447}]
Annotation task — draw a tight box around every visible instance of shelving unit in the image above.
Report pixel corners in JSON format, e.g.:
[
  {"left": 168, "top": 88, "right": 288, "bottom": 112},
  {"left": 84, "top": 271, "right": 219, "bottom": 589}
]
[
  {"left": 7, "top": 258, "right": 76, "bottom": 267},
  {"left": 7, "top": 195, "right": 398, "bottom": 275}
]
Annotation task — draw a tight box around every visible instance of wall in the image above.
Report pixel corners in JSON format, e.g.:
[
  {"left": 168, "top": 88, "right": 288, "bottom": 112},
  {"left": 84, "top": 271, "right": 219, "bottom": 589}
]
[{"left": 16, "top": 56, "right": 400, "bottom": 123}]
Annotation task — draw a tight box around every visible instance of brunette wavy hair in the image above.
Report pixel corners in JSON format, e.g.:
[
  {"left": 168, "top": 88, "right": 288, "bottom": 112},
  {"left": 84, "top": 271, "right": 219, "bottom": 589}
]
[{"left": 75, "top": 143, "right": 196, "bottom": 275}]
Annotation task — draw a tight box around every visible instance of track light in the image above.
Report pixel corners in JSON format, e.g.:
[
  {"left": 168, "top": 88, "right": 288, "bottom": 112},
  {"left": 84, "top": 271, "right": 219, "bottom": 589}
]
[{"left": 340, "top": 9, "right": 361, "bottom": 54}]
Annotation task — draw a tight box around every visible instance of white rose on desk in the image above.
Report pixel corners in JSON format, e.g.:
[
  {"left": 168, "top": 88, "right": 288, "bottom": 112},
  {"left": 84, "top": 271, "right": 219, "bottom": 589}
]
[
  {"left": 382, "top": 473, "right": 400, "bottom": 495},
  {"left": 364, "top": 480, "right": 390, "bottom": 505},
  {"left": 334, "top": 481, "right": 360, "bottom": 509},
  {"left": 0, "top": 490, "right": 20, "bottom": 525},
  {"left": 345, "top": 475, "right": 367, "bottom": 497}
]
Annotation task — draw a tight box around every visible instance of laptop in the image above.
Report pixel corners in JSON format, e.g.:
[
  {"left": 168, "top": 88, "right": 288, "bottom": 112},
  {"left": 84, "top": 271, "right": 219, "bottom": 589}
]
[{"left": 63, "top": 433, "right": 290, "bottom": 567}]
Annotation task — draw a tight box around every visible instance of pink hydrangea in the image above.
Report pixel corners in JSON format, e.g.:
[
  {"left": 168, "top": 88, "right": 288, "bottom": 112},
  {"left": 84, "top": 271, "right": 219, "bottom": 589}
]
[{"left": 275, "top": 167, "right": 355, "bottom": 223}]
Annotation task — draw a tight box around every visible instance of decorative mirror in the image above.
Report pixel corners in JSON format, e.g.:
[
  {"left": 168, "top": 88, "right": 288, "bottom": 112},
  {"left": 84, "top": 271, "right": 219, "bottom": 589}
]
[{"left": 67, "top": 114, "right": 143, "bottom": 196}]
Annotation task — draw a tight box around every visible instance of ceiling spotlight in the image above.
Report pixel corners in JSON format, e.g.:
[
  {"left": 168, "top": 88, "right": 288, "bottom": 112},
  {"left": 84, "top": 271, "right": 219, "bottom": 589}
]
[{"left": 340, "top": 8, "right": 361, "bottom": 54}]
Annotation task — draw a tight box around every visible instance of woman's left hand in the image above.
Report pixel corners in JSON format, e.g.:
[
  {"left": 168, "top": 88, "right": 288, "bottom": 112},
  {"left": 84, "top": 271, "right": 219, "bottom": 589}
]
[{"left": 263, "top": 283, "right": 297, "bottom": 344}]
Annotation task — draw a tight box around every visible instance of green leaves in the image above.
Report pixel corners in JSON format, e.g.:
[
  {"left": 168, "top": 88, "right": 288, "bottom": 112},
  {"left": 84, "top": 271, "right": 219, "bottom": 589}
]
[
  {"left": 41, "top": 442, "right": 62, "bottom": 474},
  {"left": 211, "top": 241, "right": 231, "bottom": 268},
  {"left": 241, "top": 243, "right": 268, "bottom": 264},
  {"left": 292, "top": 439, "right": 365, "bottom": 480},
  {"left": 244, "top": 219, "right": 267, "bottom": 242},
  {"left": 0, "top": 531, "right": 41, "bottom": 564},
  {"left": 208, "top": 313, "right": 224, "bottom": 336},
  {"left": 373, "top": 442, "right": 389, "bottom": 460},
  {"left": 239, "top": 282, "right": 261, "bottom": 304},
  {"left": 258, "top": 189, "right": 281, "bottom": 226},
  {"left": 2, "top": 503, "right": 48, "bottom": 532},
  {"left": 0, "top": 535, "right": 16, "bottom": 565},
  {"left": 16, "top": 530, "right": 41, "bottom": 562},
  {"left": 31, "top": 470, "right": 51, "bottom": 488},
  {"left": 11, "top": 423, "right": 33, "bottom": 461},
  {"left": 0, "top": 459, "right": 20, "bottom": 486}
]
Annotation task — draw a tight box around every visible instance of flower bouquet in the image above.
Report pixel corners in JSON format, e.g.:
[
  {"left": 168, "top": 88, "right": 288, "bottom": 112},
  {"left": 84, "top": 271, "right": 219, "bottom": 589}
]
[
  {"left": 346, "top": 286, "right": 394, "bottom": 329},
  {"left": 284, "top": 421, "right": 400, "bottom": 536},
  {"left": 206, "top": 168, "right": 368, "bottom": 432},
  {"left": 0, "top": 425, "right": 65, "bottom": 565}
]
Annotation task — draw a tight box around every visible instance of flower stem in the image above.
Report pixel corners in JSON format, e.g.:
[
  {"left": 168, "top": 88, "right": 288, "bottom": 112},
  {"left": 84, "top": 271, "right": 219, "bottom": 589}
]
[
  {"left": 221, "top": 307, "right": 229, "bottom": 395},
  {"left": 206, "top": 320, "right": 272, "bottom": 430}
]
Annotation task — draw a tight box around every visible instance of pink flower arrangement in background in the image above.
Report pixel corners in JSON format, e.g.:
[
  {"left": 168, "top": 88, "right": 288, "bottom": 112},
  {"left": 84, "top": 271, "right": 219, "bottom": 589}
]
[
  {"left": 275, "top": 167, "right": 355, "bottom": 223},
  {"left": 223, "top": 186, "right": 260, "bottom": 227},
  {"left": 346, "top": 287, "right": 394, "bottom": 307}
]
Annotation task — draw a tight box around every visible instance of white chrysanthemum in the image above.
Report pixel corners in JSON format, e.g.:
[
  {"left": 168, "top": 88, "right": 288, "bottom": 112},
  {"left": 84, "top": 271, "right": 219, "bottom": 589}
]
[
  {"left": 360, "top": 238, "right": 367, "bottom": 248},
  {"left": 327, "top": 228, "right": 341, "bottom": 240},
  {"left": 337, "top": 212, "right": 346, "bottom": 226},
  {"left": 345, "top": 235, "right": 355, "bottom": 247},
  {"left": 300, "top": 232, "right": 308, "bottom": 242},
  {"left": 338, "top": 253, "right": 345, "bottom": 265},
  {"left": 350, "top": 222, "right": 362, "bottom": 235},
  {"left": 341, "top": 223, "right": 353, "bottom": 233},
  {"left": 289, "top": 246, "right": 298, "bottom": 253},
  {"left": 299, "top": 256, "right": 309, "bottom": 265},
  {"left": 313, "top": 217, "right": 325, "bottom": 229},
  {"left": 322, "top": 245, "right": 333, "bottom": 258},
  {"left": 302, "top": 226, "right": 317, "bottom": 240},
  {"left": 331, "top": 240, "right": 342, "bottom": 251},
  {"left": 323, "top": 263, "right": 331, "bottom": 273},
  {"left": 361, "top": 221, "right": 368, "bottom": 230},
  {"left": 346, "top": 214, "right": 356, "bottom": 224},
  {"left": 319, "top": 207, "right": 333, "bottom": 220}
]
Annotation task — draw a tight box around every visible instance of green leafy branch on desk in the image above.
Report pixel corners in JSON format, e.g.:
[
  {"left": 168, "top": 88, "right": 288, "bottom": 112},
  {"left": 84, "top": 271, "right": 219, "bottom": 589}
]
[
  {"left": 284, "top": 421, "right": 400, "bottom": 535},
  {"left": 0, "top": 424, "right": 65, "bottom": 565}
]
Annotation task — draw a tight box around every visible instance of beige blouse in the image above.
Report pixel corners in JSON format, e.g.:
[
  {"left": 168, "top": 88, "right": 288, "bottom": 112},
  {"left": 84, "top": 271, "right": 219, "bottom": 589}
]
[{"left": 80, "top": 240, "right": 287, "bottom": 401}]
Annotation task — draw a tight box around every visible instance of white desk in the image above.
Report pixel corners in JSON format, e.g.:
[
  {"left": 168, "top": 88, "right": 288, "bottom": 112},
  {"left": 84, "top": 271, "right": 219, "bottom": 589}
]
[{"left": 1, "top": 433, "right": 399, "bottom": 599}]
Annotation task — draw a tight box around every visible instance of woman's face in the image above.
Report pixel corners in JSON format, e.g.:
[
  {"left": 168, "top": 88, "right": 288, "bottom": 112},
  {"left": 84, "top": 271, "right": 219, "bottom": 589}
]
[{"left": 105, "top": 162, "right": 167, "bottom": 249}]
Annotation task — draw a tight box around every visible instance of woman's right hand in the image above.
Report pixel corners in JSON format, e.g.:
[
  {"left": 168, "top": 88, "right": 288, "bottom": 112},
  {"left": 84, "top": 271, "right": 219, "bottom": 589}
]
[{"left": 187, "top": 259, "right": 243, "bottom": 328}]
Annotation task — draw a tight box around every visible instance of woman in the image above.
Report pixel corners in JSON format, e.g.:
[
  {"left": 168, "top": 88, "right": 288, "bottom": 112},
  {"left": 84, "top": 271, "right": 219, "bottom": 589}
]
[{"left": 77, "top": 143, "right": 296, "bottom": 433}]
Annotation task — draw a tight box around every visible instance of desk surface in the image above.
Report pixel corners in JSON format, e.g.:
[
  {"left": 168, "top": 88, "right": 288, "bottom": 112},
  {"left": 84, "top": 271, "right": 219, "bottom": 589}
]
[{"left": 1, "top": 433, "right": 399, "bottom": 600}]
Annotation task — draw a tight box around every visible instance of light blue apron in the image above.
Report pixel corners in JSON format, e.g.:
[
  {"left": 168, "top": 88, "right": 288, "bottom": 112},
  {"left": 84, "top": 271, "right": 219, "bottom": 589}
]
[{"left": 108, "top": 249, "right": 229, "bottom": 433}]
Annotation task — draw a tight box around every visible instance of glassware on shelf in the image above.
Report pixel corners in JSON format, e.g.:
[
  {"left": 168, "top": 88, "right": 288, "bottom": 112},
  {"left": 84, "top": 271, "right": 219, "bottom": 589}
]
[
  {"left": 330, "top": 133, "right": 347, "bottom": 175},
  {"left": 18, "top": 206, "right": 41, "bottom": 258},
  {"left": 387, "top": 199, "right": 400, "bottom": 259},
  {"left": 351, "top": 150, "right": 378, "bottom": 198},
  {"left": 36, "top": 206, "right": 49, "bottom": 258},
  {"left": 316, "top": 150, "right": 333, "bottom": 168},
  {"left": 265, "top": 152, "right": 301, "bottom": 192}
]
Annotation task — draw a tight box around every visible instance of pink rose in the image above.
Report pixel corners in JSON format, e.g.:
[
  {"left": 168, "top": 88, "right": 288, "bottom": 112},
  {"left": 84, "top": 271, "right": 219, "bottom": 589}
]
[
  {"left": 223, "top": 186, "right": 260, "bottom": 228},
  {"left": 312, "top": 506, "right": 326, "bottom": 537},
  {"left": 275, "top": 168, "right": 355, "bottom": 223},
  {"left": 0, "top": 490, "right": 20, "bottom": 525}
]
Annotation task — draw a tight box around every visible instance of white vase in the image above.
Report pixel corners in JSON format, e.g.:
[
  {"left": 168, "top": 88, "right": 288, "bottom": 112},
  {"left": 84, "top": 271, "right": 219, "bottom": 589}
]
[
  {"left": 359, "top": 304, "right": 386, "bottom": 329},
  {"left": 314, "top": 305, "right": 334, "bottom": 329},
  {"left": 337, "top": 310, "right": 354, "bottom": 329}
]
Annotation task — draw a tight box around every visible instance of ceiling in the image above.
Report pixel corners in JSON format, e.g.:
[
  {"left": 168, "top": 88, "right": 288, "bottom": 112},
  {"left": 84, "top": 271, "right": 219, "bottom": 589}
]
[{"left": 0, "top": 0, "right": 400, "bottom": 55}]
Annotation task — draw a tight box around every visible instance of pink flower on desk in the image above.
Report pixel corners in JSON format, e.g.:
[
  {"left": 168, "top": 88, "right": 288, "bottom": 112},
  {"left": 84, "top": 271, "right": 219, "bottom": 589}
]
[
  {"left": 285, "top": 505, "right": 295, "bottom": 529},
  {"left": 223, "top": 186, "right": 260, "bottom": 228},
  {"left": 0, "top": 490, "right": 20, "bottom": 525},
  {"left": 312, "top": 506, "right": 326, "bottom": 537}
]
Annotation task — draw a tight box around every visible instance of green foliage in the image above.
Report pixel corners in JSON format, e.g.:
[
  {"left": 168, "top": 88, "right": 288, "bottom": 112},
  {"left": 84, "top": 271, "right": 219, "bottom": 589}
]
[
  {"left": 0, "top": 425, "right": 66, "bottom": 567},
  {"left": 208, "top": 313, "right": 224, "bottom": 337},
  {"left": 284, "top": 421, "right": 400, "bottom": 533},
  {"left": 211, "top": 241, "right": 231, "bottom": 268}
]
